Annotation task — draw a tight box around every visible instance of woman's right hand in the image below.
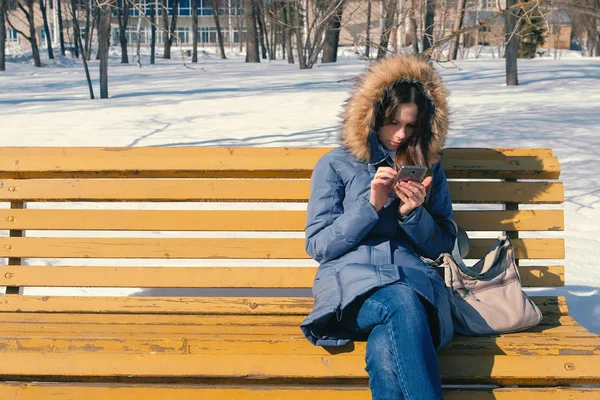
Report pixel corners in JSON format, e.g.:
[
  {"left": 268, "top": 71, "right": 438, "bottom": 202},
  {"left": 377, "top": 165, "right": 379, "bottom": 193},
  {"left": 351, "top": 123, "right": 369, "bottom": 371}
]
[{"left": 369, "top": 167, "right": 397, "bottom": 212}]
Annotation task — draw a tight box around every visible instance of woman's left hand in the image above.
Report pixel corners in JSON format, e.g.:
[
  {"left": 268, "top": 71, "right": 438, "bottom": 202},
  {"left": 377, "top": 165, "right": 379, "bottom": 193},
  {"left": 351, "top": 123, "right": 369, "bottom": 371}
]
[{"left": 394, "top": 176, "right": 433, "bottom": 217}]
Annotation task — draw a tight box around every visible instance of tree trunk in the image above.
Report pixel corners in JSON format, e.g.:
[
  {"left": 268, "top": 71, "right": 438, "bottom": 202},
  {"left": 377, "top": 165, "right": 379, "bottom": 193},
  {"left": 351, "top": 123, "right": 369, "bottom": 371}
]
[
  {"left": 255, "top": 1, "right": 267, "bottom": 59},
  {"left": 118, "top": 0, "right": 129, "bottom": 63},
  {"left": 57, "top": 0, "right": 65, "bottom": 55},
  {"left": 211, "top": 0, "right": 227, "bottom": 59},
  {"left": 322, "top": 1, "right": 343, "bottom": 63},
  {"left": 162, "top": 0, "right": 171, "bottom": 58},
  {"left": 70, "top": 0, "right": 94, "bottom": 99},
  {"left": 192, "top": 0, "right": 198, "bottom": 62},
  {"left": 244, "top": 0, "right": 259, "bottom": 62},
  {"left": 258, "top": 1, "right": 271, "bottom": 60},
  {"left": 505, "top": 0, "right": 519, "bottom": 86},
  {"left": 150, "top": 2, "right": 156, "bottom": 64},
  {"left": 283, "top": 1, "right": 293, "bottom": 63},
  {"left": 365, "top": 0, "right": 371, "bottom": 59},
  {"left": 98, "top": 0, "right": 113, "bottom": 98},
  {"left": 25, "top": 0, "right": 41, "bottom": 66},
  {"left": 377, "top": 0, "right": 398, "bottom": 59},
  {"left": 236, "top": 4, "right": 242, "bottom": 52},
  {"left": 136, "top": 13, "right": 142, "bottom": 67},
  {"left": 169, "top": 0, "right": 179, "bottom": 52},
  {"left": 293, "top": 0, "right": 306, "bottom": 68},
  {"left": 39, "top": 0, "right": 54, "bottom": 59},
  {"left": 449, "top": 0, "right": 466, "bottom": 60},
  {"left": 422, "top": 0, "right": 434, "bottom": 53},
  {"left": 410, "top": 0, "right": 418, "bottom": 53},
  {"left": 83, "top": 1, "right": 91, "bottom": 60},
  {"left": 0, "top": 0, "right": 6, "bottom": 71}
]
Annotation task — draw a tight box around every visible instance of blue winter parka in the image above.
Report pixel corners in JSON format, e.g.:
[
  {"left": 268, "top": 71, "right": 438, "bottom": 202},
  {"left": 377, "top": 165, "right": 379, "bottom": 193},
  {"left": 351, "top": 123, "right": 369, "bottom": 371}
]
[{"left": 299, "top": 55, "right": 458, "bottom": 350}]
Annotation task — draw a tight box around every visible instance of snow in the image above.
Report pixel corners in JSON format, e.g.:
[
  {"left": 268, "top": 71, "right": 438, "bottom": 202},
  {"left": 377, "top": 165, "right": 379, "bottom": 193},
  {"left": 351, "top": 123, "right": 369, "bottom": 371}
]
[{"left": 1, "top": 47, "right": 599, "bottom": 334}]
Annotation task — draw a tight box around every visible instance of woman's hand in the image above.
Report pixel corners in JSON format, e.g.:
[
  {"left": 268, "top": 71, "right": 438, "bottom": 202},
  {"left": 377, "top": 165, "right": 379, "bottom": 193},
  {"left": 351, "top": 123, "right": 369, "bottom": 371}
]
[
  {"left": 394, "top": 176, "right": 433, "bottom": 217},
  {"left": 369, "top": 167, "right": 397, "bottom": 212}
]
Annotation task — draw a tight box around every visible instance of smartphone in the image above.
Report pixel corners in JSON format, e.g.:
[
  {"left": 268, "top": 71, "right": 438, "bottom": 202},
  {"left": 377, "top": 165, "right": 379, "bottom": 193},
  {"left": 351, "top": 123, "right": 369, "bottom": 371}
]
[{"left": 388, "top": 165, "right": 428, "bottom": 198}]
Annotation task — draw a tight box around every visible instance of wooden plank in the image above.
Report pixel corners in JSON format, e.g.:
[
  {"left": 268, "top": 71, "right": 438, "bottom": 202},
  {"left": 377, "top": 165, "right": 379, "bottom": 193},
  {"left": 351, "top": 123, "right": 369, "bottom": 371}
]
[
  {"left": 0, "top": 238, "right": 565, "bottom": 259},
  {"left": 0, "top": 332, "right": 597, "bottom": 356},
  {"left": 0, "top": 353, "right": 596, "bottom": 385},
  {"left": 0, "top": 209, "right": 564, "bottom": 232},
  {"left": 0, "top": 383, "right": 597, "bottom": 400},
  {"left": 0, "top": 295, "right": 568, "bottom": 315},
  {"left": 0, "top": 147, "right": 557, "bottom": 179},
  {"left": 6, "top": 201, "right": 25, "bottom": 295},
  {"left": 0, "top": 180, "right": 564, "bottom": 204},
  {"left": 0, "top": 265, "right": 564, "bottom": 288}
]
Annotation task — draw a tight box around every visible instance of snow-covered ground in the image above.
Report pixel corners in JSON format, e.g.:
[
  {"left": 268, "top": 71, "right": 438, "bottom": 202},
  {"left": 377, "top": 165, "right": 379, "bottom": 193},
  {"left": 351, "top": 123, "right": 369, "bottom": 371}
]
[{"left": 1, "top": 47, "right": 599, "bottom": 334}]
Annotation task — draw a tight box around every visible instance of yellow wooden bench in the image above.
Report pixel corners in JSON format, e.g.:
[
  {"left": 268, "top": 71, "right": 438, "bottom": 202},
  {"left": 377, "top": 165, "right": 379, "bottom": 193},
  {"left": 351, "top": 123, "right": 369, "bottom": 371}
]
[{"left": 0, "top": 146, "right": 598, "bottom": 399}]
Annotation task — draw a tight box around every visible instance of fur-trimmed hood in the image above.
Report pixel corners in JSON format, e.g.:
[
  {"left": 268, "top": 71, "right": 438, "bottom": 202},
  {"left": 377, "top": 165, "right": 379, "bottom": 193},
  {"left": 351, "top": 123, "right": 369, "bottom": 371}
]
[{"left": 341, "top": 55, "right": 450, "bottom": 167}]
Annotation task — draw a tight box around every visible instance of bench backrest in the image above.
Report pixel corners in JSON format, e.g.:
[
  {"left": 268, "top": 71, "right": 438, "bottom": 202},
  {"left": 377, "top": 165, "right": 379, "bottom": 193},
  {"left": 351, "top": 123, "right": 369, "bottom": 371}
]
[{"left": 0, "top": 147, "right": 564, "bottom": 307}]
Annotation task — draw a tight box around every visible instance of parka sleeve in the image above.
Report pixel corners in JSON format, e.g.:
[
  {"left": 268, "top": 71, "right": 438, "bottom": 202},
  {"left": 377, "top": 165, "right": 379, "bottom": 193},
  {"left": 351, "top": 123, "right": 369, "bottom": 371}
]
[
  {"left": 398, "top": 162, "right": 457, "bottom": 260},
  {"left": 305, "top": 157, "right": 380, "bottom": 264}
]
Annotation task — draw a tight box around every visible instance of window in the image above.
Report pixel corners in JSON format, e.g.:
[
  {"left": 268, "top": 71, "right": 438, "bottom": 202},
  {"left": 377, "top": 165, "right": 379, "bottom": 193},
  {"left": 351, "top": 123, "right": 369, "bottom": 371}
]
[
  {"left": 40, "top": 29, "right": 55, "bottom": 45},
  {"left": 197, "top": 27, "right": 246, "bottom": 44},
  {"left": 7, "top": 29, "right": 19, "bottom": 44},
  {"left": 175, "top": 26, "right": 191, "bottom": 44}
]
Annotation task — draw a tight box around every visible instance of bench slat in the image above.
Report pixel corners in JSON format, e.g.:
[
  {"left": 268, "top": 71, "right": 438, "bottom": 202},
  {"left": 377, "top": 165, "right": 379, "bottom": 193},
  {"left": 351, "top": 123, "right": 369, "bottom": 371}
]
[
  {"left": 0, "top": 238, "right": 565, "bottom": 259},
  {"left": 1, "top": 383, "right": 598, "bottom": 400},
  {"left": 0, "top": 295, "right": 568, "bottom": 316},
  {"left": 0, "top": 266, "right": 565, "bottom": 288},
  {"left": 0, "top": 333, "right": 598, "bottom": 356},
  {"left": 0, "top": 148, "right": 558, "bottom": 179},
  {"left": 0, "top": 352, "right": 595, "bottom": 385},
  {"left": 0, "top": 209, "right": 564, "bottom": 232},
  {"left": 0, "top": 180, "right": 564, "bottom": 204}
]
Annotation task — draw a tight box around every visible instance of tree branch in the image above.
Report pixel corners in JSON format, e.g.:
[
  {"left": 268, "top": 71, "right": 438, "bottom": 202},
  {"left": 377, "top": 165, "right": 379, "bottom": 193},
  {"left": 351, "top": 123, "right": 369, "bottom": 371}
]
[{"left": 5, "top": 12, "right": 31, "bottom": 42}]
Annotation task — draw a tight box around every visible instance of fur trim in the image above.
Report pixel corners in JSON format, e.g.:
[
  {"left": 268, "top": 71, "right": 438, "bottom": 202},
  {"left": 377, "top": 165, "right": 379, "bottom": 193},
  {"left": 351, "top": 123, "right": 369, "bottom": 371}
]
[{"left": 341, "top": 54, "right": 450, "bottom": 166}]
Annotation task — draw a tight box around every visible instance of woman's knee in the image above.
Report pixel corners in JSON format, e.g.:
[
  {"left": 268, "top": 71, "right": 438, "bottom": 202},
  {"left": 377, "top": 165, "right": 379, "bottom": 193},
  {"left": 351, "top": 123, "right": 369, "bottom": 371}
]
[{"left": 372, "top": 284, "right": 426, "bottom": 318}]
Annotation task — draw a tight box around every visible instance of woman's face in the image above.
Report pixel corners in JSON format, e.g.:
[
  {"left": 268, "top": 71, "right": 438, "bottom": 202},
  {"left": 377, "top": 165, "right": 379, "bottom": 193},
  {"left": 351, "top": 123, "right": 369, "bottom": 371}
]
[{"left": 376, "top": 102, "right": 418, "bottom": 151}]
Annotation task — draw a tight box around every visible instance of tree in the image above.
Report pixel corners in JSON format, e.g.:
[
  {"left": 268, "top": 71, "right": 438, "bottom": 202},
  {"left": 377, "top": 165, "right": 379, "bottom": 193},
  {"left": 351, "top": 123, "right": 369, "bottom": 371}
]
[
  {"left": 378, "top": 0, "right": 398, "bottom": 59},
  {"left": 449, "top": 0, "right": 467, "bottom": 60},
  {"left": 57, "top": 0, "right": 66, "bottom": 55},
  {"left": 98, "top": 0, "right": 114, "bottom": 98},
  {"left": 322, "top": 0, "right": 344, "bottom": 63},
  {"left": 192, "top": 0, "right": 198, "bottom": 62},
  {"left": 163, "top": 0, "right": 180, "bottom": 59},
  {"left": 283, "top": 0, "right": 294, "bottom": 63},
  {"left": 255, "top": 0, "right": 268, "bottom": 59},
  {"left": 0, "top": 0, "right": 6, "bottom": 71},
  {"left": 422, "top": 0, "right": 435, "bottom": 53},
  {"left": 117, "top": 0, "right": 130, "bottom": 63},
  {"left": 365, "top": 0, "right": 372, "bottom": 59},
  {"left": 409, "top": 0, "right": 419, "bottom": 53},
  {"left": 518, "top": 3, "right": 546, "bottom": 58},
  {"left": 70, "top": 0, "right": 94, "bottom": 99},
  {"left": 39, "top": 0, "right": 54, "bottom": 59},
  {"left": 210, "top": 0, "right": 227, "bottom": 59},
  {"left": 244, "top": 0, "right": 260, "bottom": 62},
  {"left": 6, "top": 0, "right": 41, "bottom": 67},
  {"left": 505, "top": 0, "right": 520, "bottom": 85},
  {"left": 150, "top": 1, "right": 156, "bottom": 64}
]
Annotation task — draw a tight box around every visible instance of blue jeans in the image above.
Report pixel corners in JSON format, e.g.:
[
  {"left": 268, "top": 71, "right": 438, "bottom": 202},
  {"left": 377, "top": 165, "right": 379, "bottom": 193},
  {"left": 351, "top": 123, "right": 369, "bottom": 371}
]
[{"left": 339, "top": 283, "right": 444, "bottom": 400}]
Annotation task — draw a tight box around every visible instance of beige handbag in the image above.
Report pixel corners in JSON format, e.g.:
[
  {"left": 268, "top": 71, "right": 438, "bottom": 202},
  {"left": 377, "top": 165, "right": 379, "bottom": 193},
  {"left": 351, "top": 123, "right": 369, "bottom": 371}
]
[{"left": 435, "top": 222, "right": 543, "bottom": 336}]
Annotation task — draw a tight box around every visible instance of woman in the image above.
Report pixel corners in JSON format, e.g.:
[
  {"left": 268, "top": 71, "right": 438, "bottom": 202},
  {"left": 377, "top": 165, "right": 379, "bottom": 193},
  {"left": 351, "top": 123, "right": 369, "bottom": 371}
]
[{"left": 300, "top": 54, "right": 457, "bottom": 399}]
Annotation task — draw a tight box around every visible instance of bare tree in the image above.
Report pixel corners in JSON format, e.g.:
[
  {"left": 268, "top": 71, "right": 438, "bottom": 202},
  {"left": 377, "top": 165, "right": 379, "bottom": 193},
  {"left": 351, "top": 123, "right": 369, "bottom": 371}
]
[
  {"left": 283, "top": 0, "right": 294, "bottom": 63},
  {"left": 449, "top": 0, "right": 467, "bottom": 60},
  {"left": 257, "top": 0, "right": 272, "bottom": 59},
  {"left": 322, "top": 0, "right": 344, "bottom": 63},
  {"left": 39, "top": 0, "right": 54, "bottom": 59},
  {"left": 117, "top": 0, "right": 130, "bottom": 63},
  {"left": 57, "top": 0, "right": 66, "bottom": 55},
  {"left": 6, "top": 0, "right": 41, "bottom": 66},
  {"left": 409, "top": 0, "right": 419, "bottom": 53},
  {"left": 98, "top": 0, "right": 114, "bottom": 98},
  {"left": 70, "top": 0, "right": 94, "bottom": 99},
  {"left": 505, "top": 0, "right": 520, "bottom": 85},
  {"left": 255, "top": 0, "right": 268, "bottom": 59},
  {"left": 192, "top": 0, "right": 198, "bottom": 62},
  {"left": 422, "top": 0, "right": 435, "bottom": 53},
  {"left": 244, "top": 0, "right": 260, "bottom": 62},
  {"left": 365, "top": 0, "right": 372, "bottom": 59},
  {"left": 210, "top": 0, "right": 227, "bottom": 59},
  {"left": 163, "top": 0, "right": 179, "bottom": 59},
  {"left": 0, "top": 0, "right": 6, "bottom": 71},
  {"left": 378, "top": 0, "right": 398, "bottom": 59},
  {"left": 83, "top": 0, "right": 93, "bottom": 60},
  {"left": 150, "top": 1, "right": 156, "bottom": 64}
]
